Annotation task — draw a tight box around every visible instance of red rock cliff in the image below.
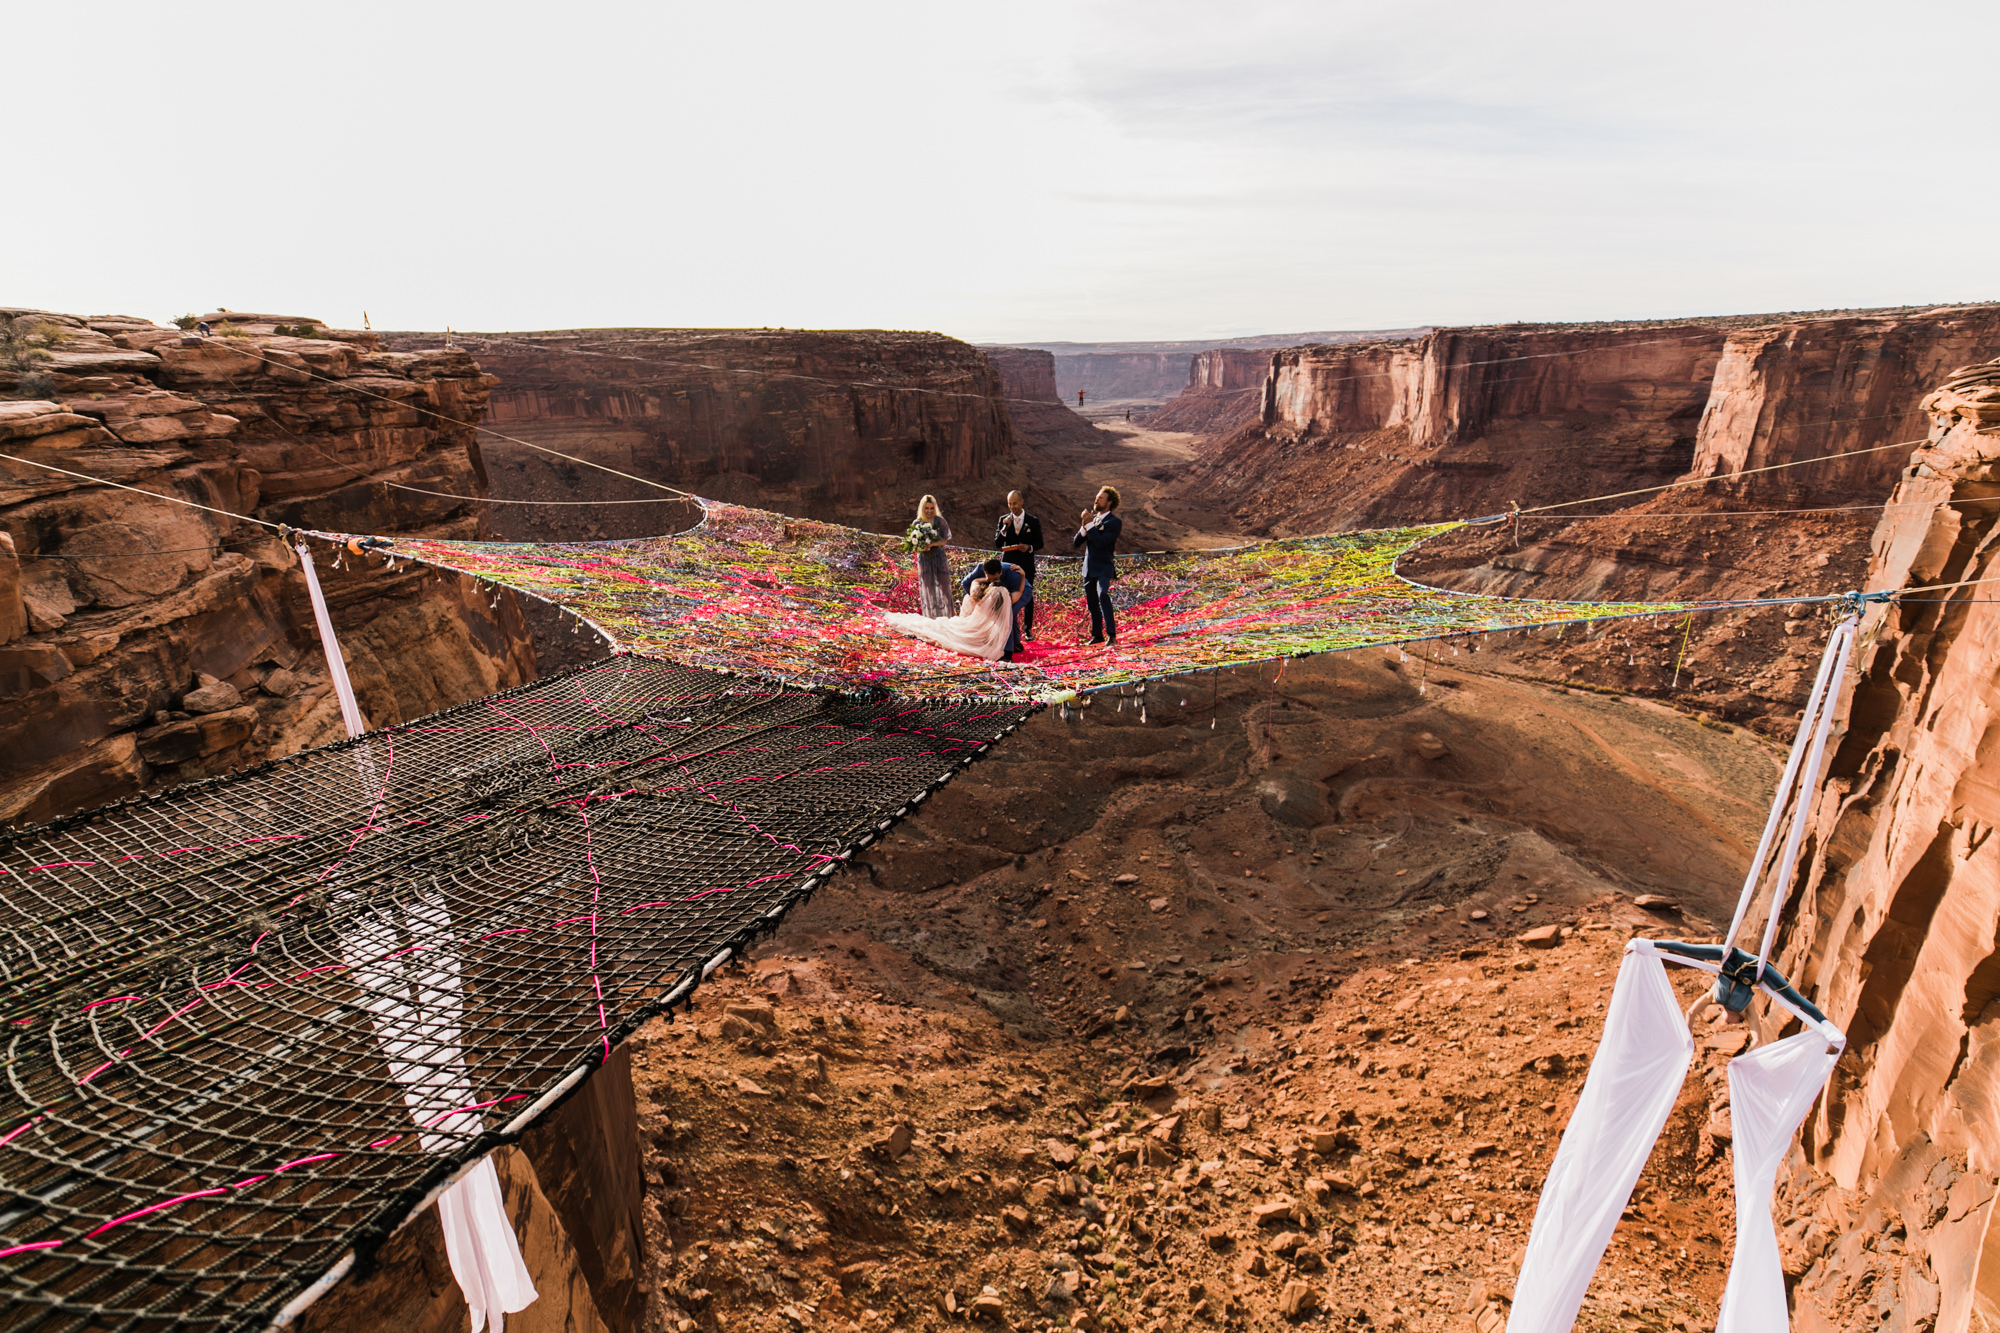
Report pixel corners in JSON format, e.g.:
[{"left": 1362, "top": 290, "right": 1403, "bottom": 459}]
[
  {"left": 1753, "top": 355, "right": 2000, "bottom": 1330},
  {"left": 1689, "top": 307, "right": 2000, "bottom": 504},
  {"left": 390, "top": 329, "right": 1016, "bottom": 542},
  {"left": 0, "top": 308, "right": 535, "bottom": 824},
  {"left": 1147, "top": 347, "right": 1273, "bottom": 434}
]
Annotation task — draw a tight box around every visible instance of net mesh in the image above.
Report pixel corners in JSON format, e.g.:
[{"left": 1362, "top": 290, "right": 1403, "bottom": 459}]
[
  {"left": 0, "top": 657, "right": 1030, "bottom": 1332},
  {"left": 364, "top": 500, "right": 1693, "bottom": 702}
]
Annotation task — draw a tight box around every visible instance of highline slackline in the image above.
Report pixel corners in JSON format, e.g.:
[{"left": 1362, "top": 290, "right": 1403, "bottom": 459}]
[{"left": 333, "top": 499, "right": 1710, "bottom": 703}]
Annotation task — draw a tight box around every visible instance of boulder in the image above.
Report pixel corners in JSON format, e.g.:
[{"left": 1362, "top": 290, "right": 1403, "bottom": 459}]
[
  {"left": 182, "top": 675, "right": 244, "bottom": 714},
  {"left": 1516, "top": 924, "right": 1563, "bottom": 949},
  {"left": 1256, "top": 773, "right": 1332, "bottom": 827},
  {"left": 0, "top": 401, "right": 105, "bottom": 444},
  {"left": 1413, "top": 731, "right": 1449, "bottom": 760},
  {"left": 136, "top": 706, "right": 257, "bottom": 766}
]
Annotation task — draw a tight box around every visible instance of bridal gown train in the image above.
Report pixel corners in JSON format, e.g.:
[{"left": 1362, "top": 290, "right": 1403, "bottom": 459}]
[{"left": 883, "top": 587, "right": 1014, "bottom": 659}]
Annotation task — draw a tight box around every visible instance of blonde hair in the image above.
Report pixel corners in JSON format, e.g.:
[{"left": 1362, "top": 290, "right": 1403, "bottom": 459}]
[
  {"left": 1097, "top": 485, "right": 1121, "bottom": 511},
  {"left": 915, "top": 494, "right": 945, "bottom": 525}
]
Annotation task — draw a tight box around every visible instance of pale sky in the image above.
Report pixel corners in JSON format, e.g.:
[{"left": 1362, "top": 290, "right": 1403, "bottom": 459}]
[{"left": 10, "top": 1, "right": 1997, "bottom": 343}]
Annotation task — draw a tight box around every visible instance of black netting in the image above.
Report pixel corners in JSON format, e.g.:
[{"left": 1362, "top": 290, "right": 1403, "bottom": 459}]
[{"left": 0, "top": 657, "right": 1031, "bottom": 1332}]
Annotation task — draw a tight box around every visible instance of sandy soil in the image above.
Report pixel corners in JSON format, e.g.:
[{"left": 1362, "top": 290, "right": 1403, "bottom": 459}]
[
  {"left": 1017, "top": 419, "right": 1242, "bottom": 552},
  {"left": 634, "top": 654, "right": 1775, "bottom": 1332}
]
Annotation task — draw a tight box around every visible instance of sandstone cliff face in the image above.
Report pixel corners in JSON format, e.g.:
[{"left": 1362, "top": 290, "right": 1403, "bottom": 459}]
[
  {"left": 1689, "top": 307, "right": 2000, "bottom": 504},
  {"left": 0, "top": 309, "right": 534, "bottom": 825},
  {"left": 1757, "top": 356, "right": 2000, "bottom": 1331},
  {"left": 394, "top": 329, "right": 1016, "bottom": 543},
  {"left": 1146, "top": 347, "right": 1272, "bottom": 434}
]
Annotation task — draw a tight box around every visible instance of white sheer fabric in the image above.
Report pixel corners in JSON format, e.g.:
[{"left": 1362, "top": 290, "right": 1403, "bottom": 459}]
[
  {"left": 438, "top": 1156, "right": 539, "bottom": 1333},
  {"left": 1507, "top": 950, "right": 1694, "bottom": 1333},
  {"left": 884, "top": 586, "right": 1014, "bottom": 659},
  {"left": 343, "top": 900, "right": 537, "bottom": 1330},
  {"left": 1716, "top": 1031, "right": 1841, "bottom": 1332}
]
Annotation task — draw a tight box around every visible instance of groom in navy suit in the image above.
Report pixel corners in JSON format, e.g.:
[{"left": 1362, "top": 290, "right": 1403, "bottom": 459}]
[
  {"left": 1072, "top": 485, "right": 1122, "bottom": 645},
  {"left": 960, "top": 557, "right": 1026, "bottom": 661}
]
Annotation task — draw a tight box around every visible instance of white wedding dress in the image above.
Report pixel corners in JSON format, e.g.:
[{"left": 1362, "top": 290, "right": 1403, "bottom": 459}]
[{"left": 884, "top": 584, "right": 1015, "bottom": 659}]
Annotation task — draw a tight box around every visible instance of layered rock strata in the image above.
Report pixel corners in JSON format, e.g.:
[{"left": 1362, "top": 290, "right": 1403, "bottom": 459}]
[
  {"left": 387, "top": 329, "right": 1018, "bottom": 542},
  {"left": 0, "top": 308, "right": 534, "bottom": 825},
  {"left": 1757, "top": 355, "right": 2000, "bottom": 1331},
  {"left": 1147, "top": 347, "right": 1277, "bottom": 434}
]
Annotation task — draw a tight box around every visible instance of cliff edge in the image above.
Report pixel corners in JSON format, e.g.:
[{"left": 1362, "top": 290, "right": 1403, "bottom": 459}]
[{"left": 1759, "top": 354, "right": 2000, "bottom": 1330}]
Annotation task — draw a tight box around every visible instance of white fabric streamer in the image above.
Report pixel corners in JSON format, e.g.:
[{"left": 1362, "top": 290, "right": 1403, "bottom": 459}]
[
  {"left": 1507, "top": 950, "right": 1694, "bottom": 1333},
  {"left": 438, "top": 1156, "right": 539, "bottom": 1333},
  {"left": 296, "top": 543, "right": 367, "bottom": 738},
  {"left": 342, "top": 899, "right": 539, "bottom": 1329},
  {"left": 1716, "top": 1031, "right": 1841, "bottom": 1331}
]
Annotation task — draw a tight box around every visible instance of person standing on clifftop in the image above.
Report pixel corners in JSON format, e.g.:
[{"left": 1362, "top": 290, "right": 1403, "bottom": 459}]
[
  {"left": 1073, "top": 486, "right": 1122, "bottom": 646},
  {"left": 906, "top": 495, "right": 955, "bottom": 618},
  {"left": 994, "top": 491, "right": 1044, "bottom": 642}
]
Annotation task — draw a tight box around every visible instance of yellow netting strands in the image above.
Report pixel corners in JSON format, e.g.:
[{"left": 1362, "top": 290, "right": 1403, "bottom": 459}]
[{"left": 361, "top": 501, "right": 1694, "bottom": 702}]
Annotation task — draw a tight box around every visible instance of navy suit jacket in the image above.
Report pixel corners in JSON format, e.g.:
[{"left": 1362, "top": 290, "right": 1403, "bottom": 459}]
[{"left": 1073, "top": 512, "right": 1121, "bottom": 581}]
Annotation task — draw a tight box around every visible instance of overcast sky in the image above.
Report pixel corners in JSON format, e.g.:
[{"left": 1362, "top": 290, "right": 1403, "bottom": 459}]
[{"left": 10, "top": 1, "right": 1997, "bottom": 343}]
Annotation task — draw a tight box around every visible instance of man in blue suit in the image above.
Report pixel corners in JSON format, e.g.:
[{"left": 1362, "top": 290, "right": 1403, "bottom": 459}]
[
  {"left": 960, "top": 557, "right": 1027, "bottom": 661},
  {"left": 1072, "top": 485, "right": 1122, "bottom": 645}
]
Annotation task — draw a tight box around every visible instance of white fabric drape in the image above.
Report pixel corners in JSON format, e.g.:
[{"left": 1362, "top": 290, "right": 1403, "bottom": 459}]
[
  {"left": 296, "top": 543, "right": 367, "bottom": 738},
  {"left": 1716, "top": 1030, "right": 1841, "bottom": 1332},
  {"left": 305, "top": 546, "right": 538, "bottom": 1332},
  {"left": 438, "top": 1156, "right": 539, "bottom": 1333},
  {"left": 1507, "top": 950, "right": 1694, "bottom": 1333},
  {"left": 342, "top": 898, "right": 539, "bottom": 1331}
]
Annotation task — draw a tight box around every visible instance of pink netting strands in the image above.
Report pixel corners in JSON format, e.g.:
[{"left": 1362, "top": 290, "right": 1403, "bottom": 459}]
[
  {"left": 1507, "top": 949, "right": 1695, "bottom": 1333},
  {"left": 0, "top": 658, "right": 1030, "bottom": 1332}
]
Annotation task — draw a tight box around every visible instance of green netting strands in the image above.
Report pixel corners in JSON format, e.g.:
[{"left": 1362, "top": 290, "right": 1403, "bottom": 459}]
[
  {"left": 0, "top": 658, "right": 1029, "bottom": 1332},
  {"left": 373, "top": 501, "right": 1693, "bottom": 702}
]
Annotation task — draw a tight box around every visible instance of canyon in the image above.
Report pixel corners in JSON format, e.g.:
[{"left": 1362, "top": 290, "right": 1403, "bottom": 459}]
[
  {"left": 991, "top": 333, "right": 1429, "bottom": 412},
  {"left": 0, "top": 307, "right": 535, "bottom": 825},
  {"left": 10, "top": 298, "right": 2000, "bottom": 1332}
]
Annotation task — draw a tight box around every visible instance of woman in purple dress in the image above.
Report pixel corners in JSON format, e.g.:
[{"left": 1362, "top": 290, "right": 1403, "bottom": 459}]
[{"left": 908, "top": 495, "right": 955, "bottom": 618}]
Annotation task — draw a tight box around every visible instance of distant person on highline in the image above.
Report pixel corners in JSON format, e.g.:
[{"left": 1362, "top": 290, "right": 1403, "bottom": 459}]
[
  {"left": 994, "top": 491, "right": 1044, "bottom": 641},
  {"left": 1073, "top": 486, "right": 1122, "bottom": 646},
  {"left": 1077, "top": 389, "right": 1086, "bottom": 409}
]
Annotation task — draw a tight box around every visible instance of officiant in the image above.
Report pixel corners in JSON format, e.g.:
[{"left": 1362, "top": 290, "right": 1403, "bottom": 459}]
[{"left": 993, "top": 490, "right": 1044, "bottom": 642}]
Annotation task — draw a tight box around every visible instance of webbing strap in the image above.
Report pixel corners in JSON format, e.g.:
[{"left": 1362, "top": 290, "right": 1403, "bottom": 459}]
[{"left": 296, "top": 543, "right": 367, "bottom": 739}]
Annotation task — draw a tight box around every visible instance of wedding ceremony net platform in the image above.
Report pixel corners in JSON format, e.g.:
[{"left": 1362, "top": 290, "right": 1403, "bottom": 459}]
[
  {"left": 372, "top": 500, "right": 1695, "bottom": 702},
  {"left": 1, "top": 497, "right": 1809, "bottom": 1332}
]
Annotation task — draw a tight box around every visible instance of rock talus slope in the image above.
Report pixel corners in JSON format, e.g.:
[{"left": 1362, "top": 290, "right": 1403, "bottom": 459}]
[
  {"left": 0, "top": 308, "right": 534, "bottom": 825},
  {"left": 1762, "top": 354, "right": 2000, "bottom": 1332}
]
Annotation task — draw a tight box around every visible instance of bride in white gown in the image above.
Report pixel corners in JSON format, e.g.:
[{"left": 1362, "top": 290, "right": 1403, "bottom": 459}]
[{"left": 883, "top": 575, "right": 1018, "bottom": 660}]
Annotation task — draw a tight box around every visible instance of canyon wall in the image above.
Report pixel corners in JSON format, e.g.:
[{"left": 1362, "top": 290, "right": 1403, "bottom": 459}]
[
  {"left": 0, "top": 308, "right": 535, "bottom": 825},
  {"left": 1754, "top": 356, "right": 2000, "bottom": 1331},
  {"left": 1689, "top": 307, "right": 2000, "bottom": 503},
  {"left": 1048, "top": 350, "right": 1195, "bottom": 404},
  {"left": 1186, "top": 306, "right": 2000, "bottom": 536},
  {"left": 1146, "top": 347, "right": 1273, "bottom": 434},
  {"left": 393, "top": 329, "right": 1018, "bottom": 542}
]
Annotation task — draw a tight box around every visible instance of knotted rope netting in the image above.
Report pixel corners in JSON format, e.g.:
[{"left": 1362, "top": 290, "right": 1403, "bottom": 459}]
[{"left": 1, "top": 657, "right": 1029, "bottom": 1332}]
